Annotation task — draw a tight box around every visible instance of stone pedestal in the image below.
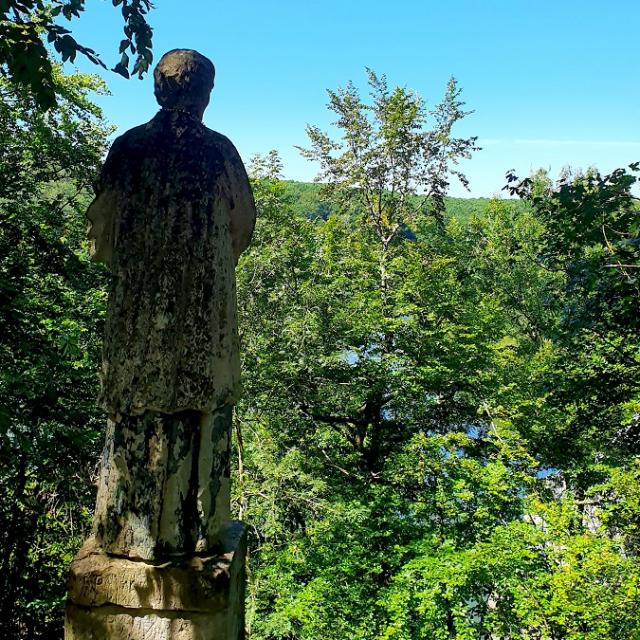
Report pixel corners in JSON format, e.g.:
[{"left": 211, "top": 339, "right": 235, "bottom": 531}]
[{"left": 65, "top": 522, "right": 246, "bottom": 640}]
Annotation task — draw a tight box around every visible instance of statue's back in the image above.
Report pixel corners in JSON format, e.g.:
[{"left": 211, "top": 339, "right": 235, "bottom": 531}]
[{"left": 95, "top": 109, "right": 252, "bottom": 416}]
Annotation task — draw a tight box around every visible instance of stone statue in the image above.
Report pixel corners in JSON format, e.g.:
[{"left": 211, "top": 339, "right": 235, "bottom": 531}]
[{"left": 65, "top": 49, "right": 256, "bottom": 640}]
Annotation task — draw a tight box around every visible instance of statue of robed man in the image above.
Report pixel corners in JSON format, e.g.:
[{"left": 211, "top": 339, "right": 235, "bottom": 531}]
[{"left": 85, "top": 49, "right": 256, "bottom": 560}]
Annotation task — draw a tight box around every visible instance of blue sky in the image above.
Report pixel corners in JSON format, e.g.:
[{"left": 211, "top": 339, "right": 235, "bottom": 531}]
[{"left": 70, "top": 0, "right": 640, "bottom": 197}]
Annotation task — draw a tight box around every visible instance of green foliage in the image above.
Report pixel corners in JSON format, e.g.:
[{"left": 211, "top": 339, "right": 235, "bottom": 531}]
[
  {"left": 237, "top": 173, "right": 519, "bottom": 638},
  {"left": 235, "top": 142, "right": 640, "bottom": 638},
  {"left": 506, "top": 164, "right": 640, "bottom": 336},
  {"left": 298, "top": 70, "right": 479, "bottom": 235},
  {"left": 0, "top": 69, "right": 110, "bottom": 637},
  {"left": 0, "top": 0, "right": 153, "bottom": 109},
  {"left": 383, "top": 506, "right": 640, "bottom": 640},
  {"left": 505, "top": 165, "right": 640, "bottom": 483}
]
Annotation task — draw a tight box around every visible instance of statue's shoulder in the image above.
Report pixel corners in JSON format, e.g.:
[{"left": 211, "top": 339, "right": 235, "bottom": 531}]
[
  {"left": 110, "top": 121, "right": 157, "bottom": 155},
  {"left": 101, "top": 124, "right": 151, "bottom": 177},
  {"left": 202, "top": 127, "right": 242, "bottom": 163}
]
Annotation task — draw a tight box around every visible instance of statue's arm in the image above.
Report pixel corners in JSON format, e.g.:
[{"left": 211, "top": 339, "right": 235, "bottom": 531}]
[
  {"left": 86, "top": 188, "right": 118, "bottom": 266},
  {"left": 86, "top": 138, "right": 124, "bottom": 266},
  {"left": 223, "top": 142, "right": 257, "bottom": 263}
]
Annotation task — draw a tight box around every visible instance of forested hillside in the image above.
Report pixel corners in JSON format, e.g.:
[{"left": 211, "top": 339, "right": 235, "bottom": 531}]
[
  {"left": 282, "top": 181, "right": 500, "bottom": 223},
  {"left": 1, "top": 65, "right": 639, "bottom": 640}
]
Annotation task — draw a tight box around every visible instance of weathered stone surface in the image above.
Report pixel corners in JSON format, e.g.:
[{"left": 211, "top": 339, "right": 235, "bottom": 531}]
[
  {"left": 154, "top": 49, "right": 215, "bottom": 117},
  {"left": 68, "top": 522, "right": 246, "bottom": 612},
  {"left": 87, "top": 53, "right": 256, "bottom": 418},
  {"left": 92, "top": 407, "right": 231, "bottom": 560},
  {"left": 65, "top": 604, "right": 243, "bottom": 640},
  {"left": 66, "top": 524, "right": 246, "bottom": 639}
]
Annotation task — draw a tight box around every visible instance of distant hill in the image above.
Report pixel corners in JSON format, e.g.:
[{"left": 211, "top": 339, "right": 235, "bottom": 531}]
[{"left": 281, "top": 180, "right": 518, "bottom": 222}]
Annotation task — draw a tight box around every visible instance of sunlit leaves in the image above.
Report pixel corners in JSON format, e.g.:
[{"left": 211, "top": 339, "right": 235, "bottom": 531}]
[
  {"left": 298, "top": 70, "right": 479, "bottom": 241},
  {"left": 0, "top": 0, "right": 153, "bottom": 108}
]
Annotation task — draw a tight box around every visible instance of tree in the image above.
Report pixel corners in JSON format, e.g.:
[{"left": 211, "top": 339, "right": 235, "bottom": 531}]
[
  {"left": 299, "top": 69, "right": 479, "bottom": 238},
  {"left": 293, "top": 71, "right": 480, "bottom": 472},
  {"left": 235, "top": 145, "right": 541, "bottom": 637},
  {"left": 505, "top": 165, "right": 640, "bottom": 488},
  {"left": 0, "top": 68, "right": 110, "bottom": 637},
  {"left": 236, "top": 143, "right": 640, "bottom": 637},
  {"left": 0, "top": 0, "right": 153, "bottom": 109}
]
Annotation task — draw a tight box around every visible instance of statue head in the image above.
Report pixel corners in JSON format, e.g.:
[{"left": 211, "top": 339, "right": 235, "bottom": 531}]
[{"left": 154, "top": 49, "right": 215, "bottom": 119}]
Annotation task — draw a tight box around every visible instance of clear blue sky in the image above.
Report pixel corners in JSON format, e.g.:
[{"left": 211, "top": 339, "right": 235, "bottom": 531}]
[{"left": 70, "top": 0, "right": 640, "bottom": 197}]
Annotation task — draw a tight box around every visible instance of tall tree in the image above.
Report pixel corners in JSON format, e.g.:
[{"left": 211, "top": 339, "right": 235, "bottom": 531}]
[
  {"left": 295, "top": 71, "right": 479, "bottom": 471},
  {"left": 235, "top": 145, "right": 640, "bottom": 637}
]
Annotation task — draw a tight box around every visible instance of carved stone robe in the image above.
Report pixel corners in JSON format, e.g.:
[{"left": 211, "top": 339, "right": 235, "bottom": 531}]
[{"left": 87, "top": 109, "right": 256, "bottom": 417}]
